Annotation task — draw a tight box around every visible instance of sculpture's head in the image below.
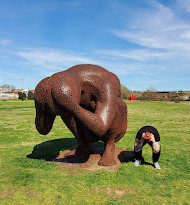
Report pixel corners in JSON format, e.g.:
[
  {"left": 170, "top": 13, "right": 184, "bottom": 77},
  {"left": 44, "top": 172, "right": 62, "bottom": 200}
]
[{"left": 34, "top": 77, "right": 56, "bottom": 135}]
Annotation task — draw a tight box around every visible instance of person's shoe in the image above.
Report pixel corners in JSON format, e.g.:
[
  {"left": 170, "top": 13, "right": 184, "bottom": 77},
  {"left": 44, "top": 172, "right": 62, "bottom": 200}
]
[
  {"left": 134, "top": 160, "right": 141, "bottom": 167},
  {"left": 154, "top": 162, "right": 160, "bottom": 169}
]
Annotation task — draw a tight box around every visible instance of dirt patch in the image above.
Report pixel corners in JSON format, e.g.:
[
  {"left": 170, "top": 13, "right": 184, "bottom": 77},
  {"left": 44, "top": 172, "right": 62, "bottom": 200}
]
[
  {"left": 1, "top": 188, "right": 15, "bottom": 199},
  {"left": 95, "top": 186, "right": 138, "bottom": 199},
  {"left": 51, "top": 147, "right": 134, "bottom": 172}
]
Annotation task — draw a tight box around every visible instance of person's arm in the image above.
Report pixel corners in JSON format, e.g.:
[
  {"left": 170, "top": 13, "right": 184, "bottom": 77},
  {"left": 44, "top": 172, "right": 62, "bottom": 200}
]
[
  {"left": 150, "top": 133, "right": 160, "bottom": 153},
  {"left": 134, "top": 129, "right": 144, "bottom": 152}
]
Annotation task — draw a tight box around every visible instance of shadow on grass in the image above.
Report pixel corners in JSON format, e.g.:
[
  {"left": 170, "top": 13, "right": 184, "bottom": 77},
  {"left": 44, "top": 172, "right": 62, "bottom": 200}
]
[
  {"left": 118, "top": 151, "right": 135, "bottom": 163},
  {"left": 27, "top": 138, "right": 77, "bottom": 161},
  {"left": 141, "top": 158, "right": 155, "bottom": 168},
  {"left": 27, "top": 139, "right": 105, "bottom": 162},
  {"left": 27, "top": 139, "right": 135, "bottom": 165}
]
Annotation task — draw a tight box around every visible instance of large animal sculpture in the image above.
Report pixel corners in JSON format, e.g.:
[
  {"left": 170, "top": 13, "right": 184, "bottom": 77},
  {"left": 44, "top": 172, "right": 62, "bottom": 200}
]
[{"left": 34, "top": 64, "right": 127, "bottom": 166}]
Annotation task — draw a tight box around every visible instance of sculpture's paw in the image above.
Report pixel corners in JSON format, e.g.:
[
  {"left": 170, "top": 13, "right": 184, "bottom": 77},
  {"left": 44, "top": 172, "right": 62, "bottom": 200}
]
[{"left": 98, "top": 158, "right": 117, "bottom": 167}]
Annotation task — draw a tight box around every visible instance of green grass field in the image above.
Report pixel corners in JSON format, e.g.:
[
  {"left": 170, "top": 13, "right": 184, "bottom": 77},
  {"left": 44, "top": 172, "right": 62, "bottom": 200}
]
[{"left": 0, "top": 100, "right": 190, "bottom": 204}]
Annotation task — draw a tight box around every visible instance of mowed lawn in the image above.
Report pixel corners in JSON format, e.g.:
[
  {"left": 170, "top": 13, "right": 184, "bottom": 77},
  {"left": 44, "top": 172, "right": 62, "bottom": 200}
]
[{"left": 0, "top": 100, "right": 190, "bottom": 205}]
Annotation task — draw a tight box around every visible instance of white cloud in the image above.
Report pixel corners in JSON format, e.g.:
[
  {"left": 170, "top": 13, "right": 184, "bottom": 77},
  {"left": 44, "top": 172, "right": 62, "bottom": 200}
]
[
  {"left": 15, "top": 48, "right": 100, "bottom": 71},
  {"left": 0, "top": 70, "right": 19, "bottom": 78},
  {"left": 96, "top": 48, "right": 173, "bottom": 61},
  {"left": 113, "top": 0, "right": 190, "bottom": 53},
  {"left": 0, "top": 39, "right": 12, "bottom": 46},
  {"left": 177, "top": 0, "right": 190, "bottom": 13}
]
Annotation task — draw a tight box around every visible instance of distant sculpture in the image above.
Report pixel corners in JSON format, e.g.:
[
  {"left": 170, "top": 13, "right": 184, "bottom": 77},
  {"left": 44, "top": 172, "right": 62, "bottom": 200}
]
[{"left": 34, "top": 64, "right": 127, "bottom": 166}]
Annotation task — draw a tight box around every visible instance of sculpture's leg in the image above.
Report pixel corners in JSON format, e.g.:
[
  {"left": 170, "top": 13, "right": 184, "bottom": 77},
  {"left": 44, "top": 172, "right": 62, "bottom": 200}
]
[
  {"left": 74, "top": 120, "right": 92, "bottom": 158},
  {"left": 75, "top": 142, "right": 91, "bottom": 159},
  {"left": 61, "top": 116, "right": 91, "bottom": 158},
  {"left": 98, "top": 137, "right": 117, "bottom": 166}
]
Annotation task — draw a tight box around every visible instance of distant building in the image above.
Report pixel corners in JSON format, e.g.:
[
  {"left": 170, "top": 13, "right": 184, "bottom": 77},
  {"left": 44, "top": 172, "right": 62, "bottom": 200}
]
[
  {"left": 13, "top": 89, "right": 23, "bottom": 94},
  {"left": 22, "top": 89, "right": 29, "bottom": 97},
  {"left": 0, "top": 84, "right": 16, "bottom": 93},
  {"left": 0, "top": 93, "right": 18, "bottom": 100},
  {"left": 187, "top": 91, "right": 190, "bottom": 99},
  {"left": 180, "top": 91, "right": 190, "bottom": 100},
  {"left": 141, "top": 91, "right": 176, "bottom": 101},
  {"left": 0, "top": 84, "right": 35, "bottom": 100},
  {"left": 0, "top": 84, "right": 18, "bottom": 100}
]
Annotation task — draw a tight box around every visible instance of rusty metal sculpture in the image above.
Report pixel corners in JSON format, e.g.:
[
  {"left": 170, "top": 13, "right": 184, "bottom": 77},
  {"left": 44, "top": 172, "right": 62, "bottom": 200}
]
[{"left": 34, "top": 64, "right": 127, "bottom": 166}]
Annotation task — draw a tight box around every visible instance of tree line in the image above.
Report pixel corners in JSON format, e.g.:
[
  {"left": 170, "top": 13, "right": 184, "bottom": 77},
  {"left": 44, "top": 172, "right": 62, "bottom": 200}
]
[
  {"left": 1, "top": 84, "right": 189, "bottom": 102},
  {"left": 121, "top": 85, "right": 189, "bottom": 102},
  {"left": 18, "top": 91, "right": 34, "bottom": 100}
]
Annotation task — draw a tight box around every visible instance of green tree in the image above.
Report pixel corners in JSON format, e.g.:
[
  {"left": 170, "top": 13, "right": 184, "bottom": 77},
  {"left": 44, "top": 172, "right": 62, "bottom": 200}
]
[
  {"left": 121, "top": 85, "right": 131, "bottom": 99},
  {"left": 18, "top": 92, "right": 26, "bottom": 101},
  {"left": 28, "top": 91, "right": 34, "bottom": 100}
]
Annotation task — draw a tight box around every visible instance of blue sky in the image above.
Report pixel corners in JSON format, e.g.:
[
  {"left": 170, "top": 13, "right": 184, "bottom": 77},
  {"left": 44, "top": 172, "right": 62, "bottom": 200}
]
[{"left": 0, "top": 0, "right": 190, "bottom": 91}]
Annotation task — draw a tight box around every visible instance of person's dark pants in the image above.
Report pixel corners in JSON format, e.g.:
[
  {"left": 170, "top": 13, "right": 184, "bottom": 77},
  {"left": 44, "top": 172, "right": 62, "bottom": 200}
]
[{"left": 134, "top": 141, "right": 161, "bottom": 163}]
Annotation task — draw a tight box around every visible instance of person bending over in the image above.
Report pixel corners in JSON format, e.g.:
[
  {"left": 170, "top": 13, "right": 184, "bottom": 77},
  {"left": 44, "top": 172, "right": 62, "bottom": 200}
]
[{"left": 134, "top": 126, "right": 161, "bottom": 169}]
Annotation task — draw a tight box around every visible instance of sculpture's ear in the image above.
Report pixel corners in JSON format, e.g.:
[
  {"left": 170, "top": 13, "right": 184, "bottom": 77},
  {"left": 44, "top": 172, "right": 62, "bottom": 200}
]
[{"left": 35, "top": 102, "right": 55, "bottom": 135}]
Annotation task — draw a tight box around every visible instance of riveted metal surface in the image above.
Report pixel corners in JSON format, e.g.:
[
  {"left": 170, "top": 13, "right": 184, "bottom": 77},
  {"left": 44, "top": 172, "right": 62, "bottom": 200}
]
[{"left": 34, "top": 64, "right": 127, "bottom": 166}]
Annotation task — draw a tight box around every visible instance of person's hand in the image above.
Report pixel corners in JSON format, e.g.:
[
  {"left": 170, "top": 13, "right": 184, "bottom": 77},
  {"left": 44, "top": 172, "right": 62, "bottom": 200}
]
[{"left": 149, "top": 133, "right": 155, "bottom": 142}]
